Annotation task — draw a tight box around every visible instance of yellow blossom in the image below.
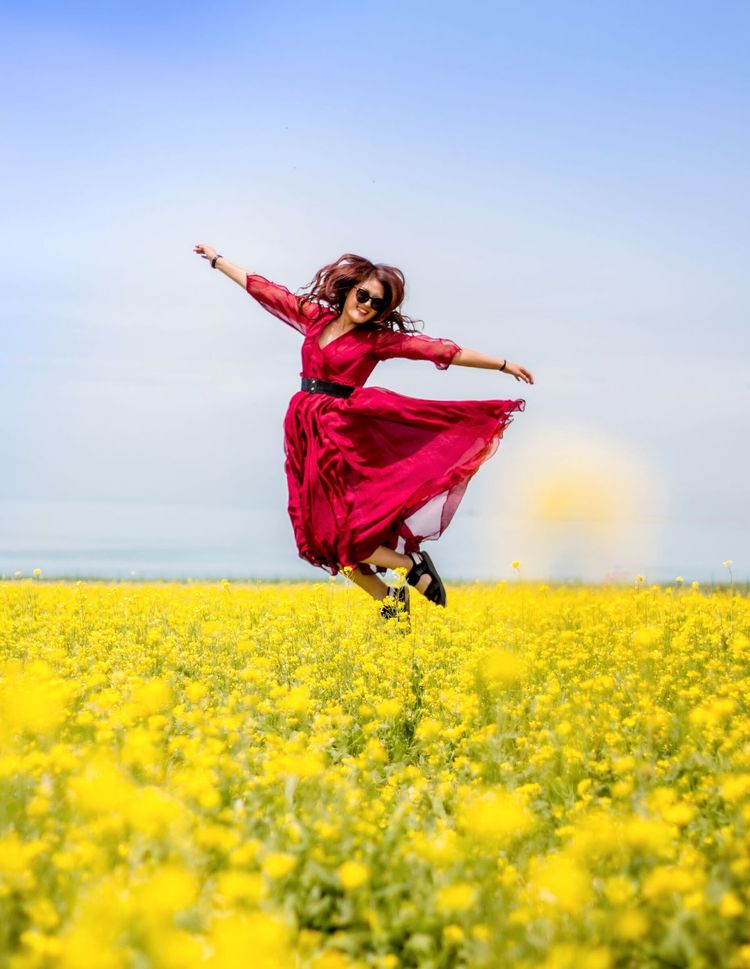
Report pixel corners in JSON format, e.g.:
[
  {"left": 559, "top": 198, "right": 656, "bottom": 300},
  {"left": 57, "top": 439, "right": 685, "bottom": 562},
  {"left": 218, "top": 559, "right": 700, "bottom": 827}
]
[
  {"left": 338, "top": 860, "right": 369, "bottom": 890},
  {"left": 718, "top": 891, "right": 743, "bottom": 918},
  {"left": 215, "top": 870, "right": 264, "bottom": 905},
  {"left": 457, "top": 788, "right": 535, "bottom": 847},
  {"left": 642, "top": 865, "right": 694, "bottom": 899},
  {"left": 614, "top": 909, "right": 648, "bottom": 940},
  {"left": 205, "top": 911, "right": 294, "bottom": 969},
  {"left": 435, "top": 882, "right": 477, "bottom": 913},
  {"left": 131, "top": 677, "right": 173, "bottom": 715},
  {"left": 527, "top": 853, "right": 592, "bottom": 914},
  {"left": 443, "top": 924, "right": 464, "bottom": 943},
  {"left": 1, "top": 576, "right": 748, "bottom": 969},
  {"left": 262, "top": 852, "right": 297, "bottom": 880},
  {"left": 477, "top": 648, "right": 525, "bottom": 687}
]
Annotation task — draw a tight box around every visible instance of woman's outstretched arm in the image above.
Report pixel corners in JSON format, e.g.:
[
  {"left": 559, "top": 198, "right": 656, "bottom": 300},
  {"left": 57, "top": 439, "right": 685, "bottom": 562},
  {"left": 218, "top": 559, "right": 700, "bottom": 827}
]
[
  {"left": 452, "top": 347, "right": 535, "bottom": 384},
  {"left": 194, "top": 242, "right": 320, "bottom": 335},
  {"left": 194, "top": 244, "right": 246, "bottom": 287}
]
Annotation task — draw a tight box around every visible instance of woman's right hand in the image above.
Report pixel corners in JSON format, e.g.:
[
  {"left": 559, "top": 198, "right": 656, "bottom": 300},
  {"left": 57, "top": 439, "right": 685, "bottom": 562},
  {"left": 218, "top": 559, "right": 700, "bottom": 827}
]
[{"left": 194, "top": 243, "right": 218, "bottom": 262}]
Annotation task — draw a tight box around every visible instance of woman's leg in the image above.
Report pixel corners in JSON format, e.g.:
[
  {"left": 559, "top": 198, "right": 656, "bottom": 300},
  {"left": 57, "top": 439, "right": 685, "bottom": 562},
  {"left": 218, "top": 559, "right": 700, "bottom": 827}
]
[
  {"left": 345, "top": 564, "right": 390, "bottom": 601},
  {"left": 361, "top": 545, "right": 433, "bottom": 596}
]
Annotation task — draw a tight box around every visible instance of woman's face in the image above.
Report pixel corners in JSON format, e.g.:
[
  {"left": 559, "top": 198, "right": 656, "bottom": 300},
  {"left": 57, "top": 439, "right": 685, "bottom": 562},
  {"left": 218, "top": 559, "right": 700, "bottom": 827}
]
[{"left": 343, "top": 274, "right": 386, "bottom": 325}]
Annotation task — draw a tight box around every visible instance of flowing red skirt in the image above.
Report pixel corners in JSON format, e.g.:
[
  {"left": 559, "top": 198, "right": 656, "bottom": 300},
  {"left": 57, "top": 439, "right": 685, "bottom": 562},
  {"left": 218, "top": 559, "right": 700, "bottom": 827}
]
[{"left": 282, "top": 384, "right": 525, "bottom": 577}]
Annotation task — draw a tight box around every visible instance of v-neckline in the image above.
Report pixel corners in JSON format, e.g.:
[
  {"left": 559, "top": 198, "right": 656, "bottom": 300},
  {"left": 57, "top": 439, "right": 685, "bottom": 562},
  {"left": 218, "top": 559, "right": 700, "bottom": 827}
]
[{"left": 317, "top": 316, "right": 357, "bottom": 352}]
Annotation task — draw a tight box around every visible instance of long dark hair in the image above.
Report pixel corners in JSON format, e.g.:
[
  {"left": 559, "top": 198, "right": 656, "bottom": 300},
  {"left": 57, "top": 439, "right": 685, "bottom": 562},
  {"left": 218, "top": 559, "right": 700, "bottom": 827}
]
[{"left": 298, "top": 253, "right": 423, "bottom": 333}]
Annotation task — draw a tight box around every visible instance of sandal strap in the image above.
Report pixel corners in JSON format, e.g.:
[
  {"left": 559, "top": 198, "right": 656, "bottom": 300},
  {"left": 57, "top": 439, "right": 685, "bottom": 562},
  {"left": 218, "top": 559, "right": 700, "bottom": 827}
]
[
  {"left": 406, "top": 553, "right": 430, "bottom": 587},
  {"left": 406, "top": 554, "right": 440, "bottom": 600}
]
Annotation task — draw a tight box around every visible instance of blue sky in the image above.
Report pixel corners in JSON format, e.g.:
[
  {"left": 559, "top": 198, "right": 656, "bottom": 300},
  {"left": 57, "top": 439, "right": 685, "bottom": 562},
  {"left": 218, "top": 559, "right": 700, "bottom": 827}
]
[{"left": 1, "top": 1, "right": 748, "bottom": 582}]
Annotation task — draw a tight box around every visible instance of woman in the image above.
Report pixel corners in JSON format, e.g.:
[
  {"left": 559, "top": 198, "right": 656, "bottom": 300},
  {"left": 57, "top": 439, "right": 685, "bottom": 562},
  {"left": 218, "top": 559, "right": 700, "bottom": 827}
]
[{"left": 193, "top": 247, "right": 534, "bottom": 618}]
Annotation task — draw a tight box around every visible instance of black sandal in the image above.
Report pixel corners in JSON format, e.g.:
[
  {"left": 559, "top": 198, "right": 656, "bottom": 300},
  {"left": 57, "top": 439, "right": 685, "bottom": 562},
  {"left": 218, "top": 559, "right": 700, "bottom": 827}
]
[
  {"left": 380, "top": 583, "right": 411, "bottom": 622},
  {"left": 406, "top": 550, "right": 447, "bottom": 607}
]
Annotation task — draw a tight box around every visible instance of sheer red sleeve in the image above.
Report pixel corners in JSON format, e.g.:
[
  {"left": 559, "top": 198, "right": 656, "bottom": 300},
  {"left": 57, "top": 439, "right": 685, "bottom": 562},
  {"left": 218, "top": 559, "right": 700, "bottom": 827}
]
[
  {"left": 372, "top": 328, "right": 462, "bottom": 370},
  {"left": 245, "top": 273, "right": 324, "bottom": 335}
]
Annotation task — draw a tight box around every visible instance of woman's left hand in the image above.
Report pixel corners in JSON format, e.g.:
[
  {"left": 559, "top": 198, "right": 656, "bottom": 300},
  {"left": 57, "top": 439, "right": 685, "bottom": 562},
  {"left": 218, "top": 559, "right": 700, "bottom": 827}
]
[{"left": 503, "top": 361, "right": 535, "bottom": 384}]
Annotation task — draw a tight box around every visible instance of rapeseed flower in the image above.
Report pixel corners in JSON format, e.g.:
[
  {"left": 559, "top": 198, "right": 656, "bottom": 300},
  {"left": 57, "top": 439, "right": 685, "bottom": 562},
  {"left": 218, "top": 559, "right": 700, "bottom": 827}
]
[
  {"left": 435, "top": 882, "right": 477, "bottom": 913},
  {"left": 457, "top": 788, "right": 535, "bottom": 846},
  {"left": 1, "top": 578, "right": 748, "bottom": 967},
  {"left": 262, "top": 852, "right": 298, "bottom": 880},
  {"left": 205, "top": 912, "right": 294, "bottom": 969},
  {"left": 338, "top": 860, "right": 369, "bottom": 890}
]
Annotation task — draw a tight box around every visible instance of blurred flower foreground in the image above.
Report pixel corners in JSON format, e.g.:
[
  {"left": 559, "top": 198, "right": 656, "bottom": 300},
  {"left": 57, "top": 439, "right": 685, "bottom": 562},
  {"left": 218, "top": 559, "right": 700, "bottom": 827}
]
[{"left": 1, "top": 579, "right": 749, "bottom": 969}]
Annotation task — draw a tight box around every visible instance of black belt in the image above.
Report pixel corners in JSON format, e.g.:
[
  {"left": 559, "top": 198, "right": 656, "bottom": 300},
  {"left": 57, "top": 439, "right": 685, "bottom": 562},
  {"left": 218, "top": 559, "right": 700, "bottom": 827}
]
[{"left": 301, "top": 377, "right": 355, "bottom": 398}]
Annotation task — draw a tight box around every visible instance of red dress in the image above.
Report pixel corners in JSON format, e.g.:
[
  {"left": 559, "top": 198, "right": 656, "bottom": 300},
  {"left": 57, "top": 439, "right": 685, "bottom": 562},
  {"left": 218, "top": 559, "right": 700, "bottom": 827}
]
[{"left": 246, "top": 273, "right": 526, "bottom": 578}]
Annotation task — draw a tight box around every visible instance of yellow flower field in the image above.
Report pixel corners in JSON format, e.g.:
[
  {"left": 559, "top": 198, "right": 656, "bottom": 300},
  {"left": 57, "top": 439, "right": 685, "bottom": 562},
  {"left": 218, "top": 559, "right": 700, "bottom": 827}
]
[{"left": 1, "top": 578, "right": 749, "bottom": 968}]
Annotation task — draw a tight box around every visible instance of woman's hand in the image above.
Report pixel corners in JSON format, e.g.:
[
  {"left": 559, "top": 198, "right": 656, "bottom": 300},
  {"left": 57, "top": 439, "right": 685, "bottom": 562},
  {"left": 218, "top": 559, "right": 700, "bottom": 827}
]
[
  {"left": 193, "top": 247, "right": 247, "bottom": 288},
  {"left": 194, "top": 243, "right": 218, "bottom": 262},
  {"left": 503, "top": 361, "right": 534, "bottom": 384}
]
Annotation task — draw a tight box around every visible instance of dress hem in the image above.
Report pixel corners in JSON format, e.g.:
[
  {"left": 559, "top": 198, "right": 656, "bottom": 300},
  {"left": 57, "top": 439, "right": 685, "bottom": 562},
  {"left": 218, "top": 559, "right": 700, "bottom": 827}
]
[{"left": 308, "top": 397, "right": 526, "bottom": 578}]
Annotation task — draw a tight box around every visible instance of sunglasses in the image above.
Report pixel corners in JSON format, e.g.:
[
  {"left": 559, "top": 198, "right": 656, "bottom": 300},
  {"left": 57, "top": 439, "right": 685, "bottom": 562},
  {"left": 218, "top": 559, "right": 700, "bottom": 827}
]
[{"left": 355, "top": 287, "right": 387, "bottom": 314}]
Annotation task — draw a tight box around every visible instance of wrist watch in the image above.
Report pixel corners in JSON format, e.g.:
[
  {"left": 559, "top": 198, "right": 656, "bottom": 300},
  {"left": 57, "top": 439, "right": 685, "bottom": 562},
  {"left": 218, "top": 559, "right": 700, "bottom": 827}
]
[{"left": 211, "top": 254, "right": 223, "bottom": 269}]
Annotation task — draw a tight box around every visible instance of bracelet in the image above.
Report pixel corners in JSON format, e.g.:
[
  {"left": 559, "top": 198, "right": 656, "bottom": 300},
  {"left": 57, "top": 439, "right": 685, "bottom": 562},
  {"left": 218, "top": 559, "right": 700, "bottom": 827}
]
[
  {"left": 211, "top": 254, "right": 223, "bottom": 269},
  {"left": 499, "top": 359, "right": 507, "bottom": 372}
]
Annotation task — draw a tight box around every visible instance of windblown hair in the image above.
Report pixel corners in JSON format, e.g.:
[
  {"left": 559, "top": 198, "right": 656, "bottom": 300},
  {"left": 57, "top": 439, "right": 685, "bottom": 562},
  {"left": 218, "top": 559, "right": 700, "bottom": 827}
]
[{"left": 298, "top": 253, "right": 423, "bottom": 333}]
